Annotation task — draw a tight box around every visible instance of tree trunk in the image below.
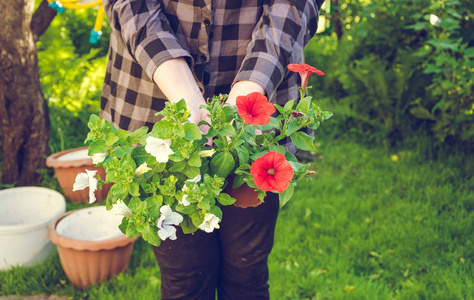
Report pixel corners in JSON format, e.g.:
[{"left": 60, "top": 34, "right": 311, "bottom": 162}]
[
  {"left": 331, "top": 0, "right": 343, "bottom": 40},
  {"left": 0, "top": 0, "right": 50, "bottom": 186}
]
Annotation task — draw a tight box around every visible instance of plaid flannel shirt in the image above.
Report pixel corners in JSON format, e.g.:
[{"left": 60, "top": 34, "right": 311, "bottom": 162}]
[{"left": 101, "top": 0, "right": 323, "bottom": 145}]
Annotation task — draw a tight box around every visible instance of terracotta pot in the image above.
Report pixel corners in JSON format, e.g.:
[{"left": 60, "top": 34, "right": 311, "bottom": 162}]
[
  {"left": 46, "top": 147, "right": 111, "bottom": 203},
  {"left": 48, "top": 207, "right": 139, "bottom": 289},
  {"left": 224, "top": 175, "right": 263, "bottom": 208}
]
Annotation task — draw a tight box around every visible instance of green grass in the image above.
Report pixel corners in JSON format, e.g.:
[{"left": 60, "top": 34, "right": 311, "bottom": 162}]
[{"left": 1, "top": 139, "right": 472, "bottom": 299}]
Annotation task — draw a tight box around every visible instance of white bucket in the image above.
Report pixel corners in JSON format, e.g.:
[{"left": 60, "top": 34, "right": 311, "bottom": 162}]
[
  {"left": 0, "top": 187, "right": 66, "bottom": 270},
  {"left": 56, "top": 206, "right": 124, "bottom": 241}
]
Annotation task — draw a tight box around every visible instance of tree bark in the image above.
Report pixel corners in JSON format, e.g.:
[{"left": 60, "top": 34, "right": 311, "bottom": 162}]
[
  {"left": 0, "top": 0, "right": 50, "bottom": 186},
  {"left": 331, "top": 0, "right": 343, "bottom": 40},
  {"left": 31, "top": 0, "right": 57, "bottom": 42}
]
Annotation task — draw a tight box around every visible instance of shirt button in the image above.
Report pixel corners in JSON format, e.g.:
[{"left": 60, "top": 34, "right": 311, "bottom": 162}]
[{"left": 203, "top": 19, "right": 211, "bottom": 26}]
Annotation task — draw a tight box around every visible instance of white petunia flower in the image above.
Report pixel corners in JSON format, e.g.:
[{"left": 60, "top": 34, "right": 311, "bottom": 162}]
[
  {"left": 90, "top": 152, "right": 107, "bottom": 164},
  {"left": 187, "top": 175, "right": 201, "bottom": 183},
  {"left": 429, "top": 14, "right": 440, "bottom": 26},
  {"left": 156, "top": 205, "right": 183, "bottom": 241},
  {"left": 135, "top": 162, "right": 151, "bottom": 176},
  {"left": 145, "top": 136, "right": 174, "bottom": 163},
  {"left": 180, "top": 194, "right": 191, "bottom": 207},
  {"left": 198, "top": 149, "right": 216, "bottom": 157},
  {"left": 198, "top": 213, "right": 220, "bottom": 233},
  {"left": 72, "top": 169, "right": 98, "bottom": 204},
  {"left": 112, "top": 199, "right": 133, "bottom": 218}
]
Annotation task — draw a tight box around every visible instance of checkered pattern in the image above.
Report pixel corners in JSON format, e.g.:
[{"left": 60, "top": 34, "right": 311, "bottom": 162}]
[{"left": 101, "top": 0, "right": 323, "bottom": 134}]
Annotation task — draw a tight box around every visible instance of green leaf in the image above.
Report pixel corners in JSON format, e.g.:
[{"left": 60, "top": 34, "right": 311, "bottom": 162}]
[
  {"left": 129, "top": 181, "right": 140, "bottom": 197},
  {"left": 142, "top": 229, "right": 161, "bottom": 247},
  {"left": 309, "top": 121, "right": 321, "bottom": 130},
  {"left": 129, "top": 126, "right": 149, "bottom": 144},
  {"left": 404, "top": 22, "right": 427, "bottom": 31},
  {"left": 176, "top": 204, "right": 197, "bottom": 215},
  {"left": 464, "top": 47, "right": 474, "bottom": 58},
  {"left": 287, "top": 119, "right": 302, "bottom": 136},
  {"left": 105, "top": 132, "right": 119, "bottom": 146},
  {"left": 210, "top": 151, "right": 235, "bottom": 178},
  {"left": 183, "top": 123, "right": 202, "bottom": 141},
  {"left": 284, "top": 99, "right": 295, "bottom": 112},
  {"left": 197, "top": 200, "right": 211, "bottom": 211},
  {"left": 234, "top": 164, "right": 250, "bottom": 175},
  {"left": 258, "top": 117, "right": 282, "bottom": 131},
  {"left": 321, "top": 111, "right": 333, "bottom": 121},
  {"left": 128, "top": 196, "right": 143, "bottom": 210},
  {"left": 235, "top": 145, "right": 249, "bottom": 166},
  {"left": 118, "top": 217, "right": 128, "bottom": 234},
  {"left": 115, "top": 130, "right": 131, "bottom": 142},
  {"left": 423, "top": 63, "right": 442, "bottom": 74},
  {"left": 410, "top": 106, "right": 436, "bottom": 120},
  {"left": 426, "top": 38, "right": 460, "bottom": 51},
  {"left": 191, "top": 210, "right": 205, "bottom": 227},
  {"left": 181, "top": 216, "right": 198, "bottom": 234},
  {"left": 183, "top": 166, "right": 201, "bottom": 179},
  {"left": 188, "top": 152, "right": 202, "bottom": 167},
  {"left": 88, "top": 140, "right": 108, "bottom": 155},
  {"left": 217, "top": 193, "right": 236, "bottom": 206},
  {"left": 219, "top": 123, "right": 237, "bottom": 138},
  {"left": 210, "top": 206, "right": 223, "bottom": 221},
  {"left": 296, "top": 96, "right": 311, "bottom": 115},
  {"left": 232, "top": 174, "right": 246, "bottom": 189},
  {"left": 268, "top": 144, "right": 286, "bottom": 154},
  {"left": 169, "top": 161, "right": 185, "bottom": 172},
  {"left": 126, "top": 219, "right": 141, "bottom": 238},
  {"left": 290, "top": 131, "right": 317, "bottom": 152},
  {"left": 152, "top": 121, "right": 174, "bottom": 138},
  {"left": 274, "top": 104, "right": 285, "bottom": 115}
]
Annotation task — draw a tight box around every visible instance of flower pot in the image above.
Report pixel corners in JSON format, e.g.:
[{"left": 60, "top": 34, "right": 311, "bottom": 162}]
[
  {"left": 0, "top": 187, "right": 66, "bottom": 270},
  {"left": 224, "top": 175, "right": 263, "bottom": 208},
  {"left": 46, "top": 147, "right": 111, "bottom": 203},
  {"left": 48, "top": 206, "right": 138, "bottom": 288}
]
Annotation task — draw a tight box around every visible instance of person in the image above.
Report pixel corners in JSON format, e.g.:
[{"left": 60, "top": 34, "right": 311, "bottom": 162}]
[{"left": 100, "top": 0, "right": 324, "bottom": 299}]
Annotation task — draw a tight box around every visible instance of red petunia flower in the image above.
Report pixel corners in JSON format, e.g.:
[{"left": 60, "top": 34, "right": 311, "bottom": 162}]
[
  {"left": 236, "top": 92, "right": 276, "bottom": 125},
  {"left": 288, "top": 63, "right": 324, "bottom": 91},
  {"left": 250, "top": 152, "right": 294, "bottom": 193}
]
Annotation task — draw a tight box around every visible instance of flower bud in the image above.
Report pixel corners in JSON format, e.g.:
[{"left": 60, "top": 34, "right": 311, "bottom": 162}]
[
  {"left": 135, "top": 162, "right": 151, "bottom": 176},
  {"left": 292, "top": 111, "right": 306, "bottom": 118},
  {"left": 112, "top": 199, "right": 133, "bottom": 218},
  {"left": 199, "top": 149, "right": 216, "bottom": 157},
  {"left": 90, "top": 152, "right": 107, "bottom": 164}
]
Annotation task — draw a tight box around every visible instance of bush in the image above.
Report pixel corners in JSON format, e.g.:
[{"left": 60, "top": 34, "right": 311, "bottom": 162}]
[
  {"left": 308, "top": 0, "right": 474, "bottom": 151},
  {"left": 37, "top": 9, "right": 108, "bottom": 153}
]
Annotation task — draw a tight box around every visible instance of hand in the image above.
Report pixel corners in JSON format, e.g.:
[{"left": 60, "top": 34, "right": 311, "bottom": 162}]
[
  {"left": 226, "top": 80, "right": 265, "bottom": 106},
  {"left": 227, "top": 80, "right": 265, "bottom": 136},
  {"left": 152, "top": 58, "right": 210, "bottom": 133}
]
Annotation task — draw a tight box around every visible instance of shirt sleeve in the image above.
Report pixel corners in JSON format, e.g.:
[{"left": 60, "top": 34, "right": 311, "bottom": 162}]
[
  {"left": 233, "top": 0, "right": 322, "bottom": 98},
  {"left": 103, "top": 0, "right": 193, "bottom": 80}
]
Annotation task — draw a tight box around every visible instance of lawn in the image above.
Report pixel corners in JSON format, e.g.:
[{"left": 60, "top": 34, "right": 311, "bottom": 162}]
[{"left": 1, "top": 137, "right": 472, "bottom": 299}]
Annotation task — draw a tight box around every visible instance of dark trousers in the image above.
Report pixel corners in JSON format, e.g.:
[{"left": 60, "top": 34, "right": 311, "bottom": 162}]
[{"left": 152, "top": 193, "right": 280, "bottom": 300}]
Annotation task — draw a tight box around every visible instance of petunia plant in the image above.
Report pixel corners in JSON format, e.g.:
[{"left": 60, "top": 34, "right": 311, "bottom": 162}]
[{"left": 74, "top": 64, "right": 332, "bottom": 247}]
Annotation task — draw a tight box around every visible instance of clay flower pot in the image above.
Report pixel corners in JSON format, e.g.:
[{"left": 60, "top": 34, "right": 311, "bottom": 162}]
[
  {"left": 46, "top": 147, "right": 111, "bottom": 203},
  {"left": 0, "top": 187, "right": 66, "bottom": 270},
  {"left": 224, "top": 175, "right": 263, "bottom": 208},
  {"left": 48, "top": 206, "right": 139, "bottom": 288}
]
